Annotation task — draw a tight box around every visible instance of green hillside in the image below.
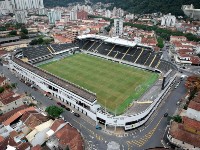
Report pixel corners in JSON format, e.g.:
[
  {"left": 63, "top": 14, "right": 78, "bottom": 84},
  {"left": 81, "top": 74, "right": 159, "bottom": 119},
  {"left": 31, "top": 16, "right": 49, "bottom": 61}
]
[{"left": 44, "top": 0, "right": 200, "bottom": 16}]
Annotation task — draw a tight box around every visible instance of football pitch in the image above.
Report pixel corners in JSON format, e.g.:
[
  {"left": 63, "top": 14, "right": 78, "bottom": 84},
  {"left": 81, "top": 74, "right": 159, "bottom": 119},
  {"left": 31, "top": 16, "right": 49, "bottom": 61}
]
[{"left": 39, "top": 53, "right": 159, "bottom": 115}]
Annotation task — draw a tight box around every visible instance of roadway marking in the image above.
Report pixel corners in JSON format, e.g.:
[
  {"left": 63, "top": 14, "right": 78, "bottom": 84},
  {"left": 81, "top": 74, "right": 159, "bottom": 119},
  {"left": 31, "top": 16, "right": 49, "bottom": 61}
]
[
  {"left": 126, "top": 117, "right": 163, "bottom": 147},
  {"left": 72, "top": 119, "right": 104, "bottom": 141}
]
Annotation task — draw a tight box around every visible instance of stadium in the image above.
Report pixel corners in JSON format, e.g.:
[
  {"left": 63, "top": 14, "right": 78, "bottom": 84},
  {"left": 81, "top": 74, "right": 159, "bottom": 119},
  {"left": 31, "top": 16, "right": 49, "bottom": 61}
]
[{"left": 9, "top": 34, "right": 177, "bottom": 130}]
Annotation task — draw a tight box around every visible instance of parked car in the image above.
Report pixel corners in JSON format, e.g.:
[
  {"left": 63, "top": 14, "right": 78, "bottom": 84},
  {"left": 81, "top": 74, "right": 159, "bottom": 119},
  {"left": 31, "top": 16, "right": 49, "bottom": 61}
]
[
  {"left": 74, "top": 113, "right": 80, "bottom": 117},
  {"left": 65, "top": 107, "right": 70, "bottom": 111},
  {"left": 96, "top": 125, "right": 102, "bottom": 130},
  {"left": 57, "top": 102, "right": 62, "bottom": 106}
]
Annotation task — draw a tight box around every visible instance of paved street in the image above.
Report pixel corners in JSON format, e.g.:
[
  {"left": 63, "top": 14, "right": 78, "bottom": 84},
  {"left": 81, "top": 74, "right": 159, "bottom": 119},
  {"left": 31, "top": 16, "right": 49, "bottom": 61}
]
[{"left": 0, "top": 64, "right": 188, "bottom": 150}]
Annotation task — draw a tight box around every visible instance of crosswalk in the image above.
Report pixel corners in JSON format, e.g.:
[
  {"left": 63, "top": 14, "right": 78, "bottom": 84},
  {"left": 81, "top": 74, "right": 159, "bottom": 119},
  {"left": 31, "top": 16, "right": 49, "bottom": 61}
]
[
  {"left": 126, "top": 117, "right": 163, "bottom": 148},
  {"left": 127, "top": 127, "right": 156, "bottom": 147}
]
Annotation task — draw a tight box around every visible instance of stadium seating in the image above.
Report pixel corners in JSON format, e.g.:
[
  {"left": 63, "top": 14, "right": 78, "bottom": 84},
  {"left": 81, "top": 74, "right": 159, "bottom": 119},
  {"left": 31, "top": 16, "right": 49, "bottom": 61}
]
[
  {"left": 22, "top": 46, "right": 52, "bottom": 60},
  {"left": 82, "top": 40, "right": 95, "bottom": 50},
  {"left": 80, "top": 39, "right": 178, "bottom": 74},
  {"left": 88, "top": 42, "right": 101, "bottom": 52},
  {"left": 50, "top": 43, "right": 75, "bottom": 52},
  {"left": 136, "top": 50, "right": 151, "bottom": 65},
  {"left": 150, "top": 53, "right": 162, "bottom": 68},
  {"left": 97, "top": 43, "right": 115, "bottom": 55}
]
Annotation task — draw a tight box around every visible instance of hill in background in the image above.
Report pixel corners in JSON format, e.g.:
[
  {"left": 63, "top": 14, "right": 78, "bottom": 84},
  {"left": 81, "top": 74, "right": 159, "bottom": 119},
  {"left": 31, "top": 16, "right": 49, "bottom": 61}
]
[{"left": 44, "top": 0, "right": 200, "bottom": 16}]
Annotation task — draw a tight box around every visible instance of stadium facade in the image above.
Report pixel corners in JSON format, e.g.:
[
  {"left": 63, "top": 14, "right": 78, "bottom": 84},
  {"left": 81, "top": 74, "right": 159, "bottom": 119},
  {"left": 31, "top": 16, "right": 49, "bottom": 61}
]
[{"left": 9, "top": 35, "right": 177, "bottom": 130}]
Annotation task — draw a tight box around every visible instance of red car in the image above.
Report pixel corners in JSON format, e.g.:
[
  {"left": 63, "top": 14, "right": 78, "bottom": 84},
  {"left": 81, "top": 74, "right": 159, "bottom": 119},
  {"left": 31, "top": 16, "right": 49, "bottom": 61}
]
[{"left": 57, "top": 102, "right": 62, "bottom": 106}]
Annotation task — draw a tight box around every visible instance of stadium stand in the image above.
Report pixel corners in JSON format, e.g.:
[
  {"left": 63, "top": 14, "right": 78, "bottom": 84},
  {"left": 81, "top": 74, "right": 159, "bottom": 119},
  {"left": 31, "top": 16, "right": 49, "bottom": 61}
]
[
  {"left": 80, "top": 38, "right": 177, "bottom": 74},
  {"left": 21, "top": 46, "right": 53, "bottom": 63},
  {"left": 13, "top": 55, "right": 96, "bottom": 102}
]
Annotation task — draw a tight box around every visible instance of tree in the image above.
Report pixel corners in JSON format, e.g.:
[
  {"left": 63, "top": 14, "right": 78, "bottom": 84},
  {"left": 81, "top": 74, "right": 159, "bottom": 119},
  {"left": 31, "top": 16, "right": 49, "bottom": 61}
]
[
  {"left": 38, "top": 38, "right": 44, "bottom": 44},
  {"left": 20, "top": 32, "right": 29, "bottom": 39},
  {"left": 21, "top": 28, "right": 28, "bottom": 34},
  {"left": 157, "top": 37, "right": 164, "bottom": 48},
  {"left": 45, "top": 106, "right": 63, "bottom": 118},
  {"left": 172, "top": 115, "right": 182, "bottom": 123},
  {"left": 29, "top": 39, "right": 38, "bottom": 45},
  {"left": 0, "top": 86, "right": 4, "bottom": 93},
  {"left": 9, "top": 30, "right": 17, "bottom": 36}
]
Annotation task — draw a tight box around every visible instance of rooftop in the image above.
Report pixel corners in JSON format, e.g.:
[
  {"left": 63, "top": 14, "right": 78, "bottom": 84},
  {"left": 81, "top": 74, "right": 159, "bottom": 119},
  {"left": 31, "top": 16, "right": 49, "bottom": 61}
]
[
  {"left": 183, "top": 116, "right": 200, "bottom": 131},
  {"left": 20, "top": 111, "right": 49, "bottom": 130},
  {"left": 0, "top": 105, "right": 29, "bottom": 123},
  {"left": 0, "top": 94, "right": 22, "bottom": 105},
  {"left": 188, "top": 101, "right": 200, "bottom": 111},
  {"left": 169, "top": 121, "right": 200, "bottom": 147},
  {"left": 50, "top": 119, "right": 65, "bottom": 132},
  {"left": 3, "top": 106, "right": 36, "bottom": 126},
  {"left": 55, "top": 124, "right": 83, "bottom": 150}
]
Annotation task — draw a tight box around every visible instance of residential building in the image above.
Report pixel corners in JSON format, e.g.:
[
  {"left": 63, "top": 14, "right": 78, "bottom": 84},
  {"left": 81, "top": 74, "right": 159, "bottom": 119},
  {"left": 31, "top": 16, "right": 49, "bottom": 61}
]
[
  {"left": 77, "top": 10, "right": 88, "bottom": 20},
  {"left": 70, "top": 10, "right": 77, "bottom": 21},
  {"left": 113, "top": 18, "right": 123, "bottom": 37},
  {"left": 11, "top": 0, "right": 44, "bottom": 10},
  {"left": 161, "top": 13, "right": 176, "bottom": 27},
  {"left": 170, "top": 36, "right": 187, "bottom": 43},
  {"left": 182, "top": 4, "right": 200, "bottom": 20},
  {"left": 26, "top": 120, "right": 54, "bottom": 146},
  {"left": 0, "top": 92, "right": 29, "bottom": 114},
  {"left": 15, "top": 10, "right": 27, "bottom": 23},
  {"left": 105, "top": 10, "right": 111, "bottom": 18},
  {"left": 48, "top": 9, "right": 61, "bottom": 24},
  {"left": 168, "top": 92, "right": 200, "bottom": 149},
  {"left": 46, "top": 120, "right": 84, "bottom": 150}
]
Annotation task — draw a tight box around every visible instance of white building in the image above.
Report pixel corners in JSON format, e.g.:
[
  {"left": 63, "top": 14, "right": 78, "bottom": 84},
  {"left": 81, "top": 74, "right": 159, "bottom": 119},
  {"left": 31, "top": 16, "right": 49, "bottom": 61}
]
[
  {"left": 15, "top": 10, "right": 27, "bottom": 23},
  {"left": 69, "top": 10, "right": 77, "bottom": 21},
  {"left": 11, "top": 0, "right": 44, "bottom": 10},
  {"left": 126, "top": 13, "right": 134, "bottom": 20},
  {"left": 113, "top": 18, "right": 123, "bottom": 37},
  {"left": 48, "top": 9, "right": 61, "bottom": 24},
  {"left": 182, "top": 4, "right": 200, "bottom": 20},
  {"left": 105, "top": 10, "right": 111, "bottom": 18},
  {"left": 0, "top": 0, "right": 13, "bottom": 15},
  {"left": 161, "top": 13, "right": 176, "bottom": 27}
]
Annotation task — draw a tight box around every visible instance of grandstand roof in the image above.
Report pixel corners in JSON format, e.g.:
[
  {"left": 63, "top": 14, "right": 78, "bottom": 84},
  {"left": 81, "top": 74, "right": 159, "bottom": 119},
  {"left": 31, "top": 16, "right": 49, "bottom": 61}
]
[{"left": 77, "top": 34, "right": 154, "bottom": 48}]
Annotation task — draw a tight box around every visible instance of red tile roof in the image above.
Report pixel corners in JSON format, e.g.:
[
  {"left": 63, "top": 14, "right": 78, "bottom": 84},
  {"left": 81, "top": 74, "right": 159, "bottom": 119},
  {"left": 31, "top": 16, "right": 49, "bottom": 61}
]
[
  {"left": 0, "top": 105, "right": 29, "bottom": 123},
  {"left": 183, "top": 116, "right": 200, "bottom": 131},
  {"left": 170, "top": 122, "right": 200, "bottom": 147},
  {"left": 188, "top": 101, "right": 200, "bottom": 111},
  {"left": 55, "top": 124, "right": 84, "bottom": 150},
  {"left": 3, "top": 106, "right": 36, "bottom": 126},
  {"left": 190, "top": 56, "right": 200, "bottom": 65},
  {"left": 0, "top": 94, "right": 22, "bottom": 105},
  {"left": 50, "top": 119, "right": 65, "bottom": 131},
  {"left": 0, "top": 136, "right": 31, "bottom": 150},
  {"left": 20, "top": 111, "right": 49, "bottom": 129},
  {"left": 0, "top": 77, "right": 6, "bottom": 84},
  {"left": 31, "top": 144, "right": 42, "bottom": 150},
  {"left": 0, "top": 136, "right": 4, "bottom": 143},
  {"left": 192, "top": 92, "right": 200, "bottom": 103}
]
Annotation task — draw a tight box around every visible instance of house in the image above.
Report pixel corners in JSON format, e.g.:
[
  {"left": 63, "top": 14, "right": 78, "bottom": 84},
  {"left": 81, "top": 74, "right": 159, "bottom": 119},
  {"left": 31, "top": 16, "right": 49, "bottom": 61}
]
[
  {"left": 168, "top": 92, "right": 200, "bottom": 149},
  {"left": 26, "top": 120, "right": 54, "bottom": 147},
  {"left": 0, "top": 93, "right": 29, "bottom": 114},
  {"left": 46, "top": 119, "right": 84, "bottom": 150},
  {"left": 20, "top": 111, "right": 49, "bottom": 134},
  {"left": 0, "top": 130, "right": 31, "bottom": 150},
  {"left": 170, "top": 36, "right": 187, "bottom": 43}
]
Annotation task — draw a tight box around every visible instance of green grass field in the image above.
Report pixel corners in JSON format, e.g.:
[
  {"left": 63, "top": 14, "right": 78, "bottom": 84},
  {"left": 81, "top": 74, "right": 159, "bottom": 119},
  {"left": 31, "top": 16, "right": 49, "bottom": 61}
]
[{"left": 39, "top": 54, "right": 159, "bottom": 115}]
